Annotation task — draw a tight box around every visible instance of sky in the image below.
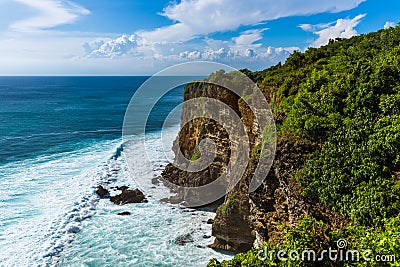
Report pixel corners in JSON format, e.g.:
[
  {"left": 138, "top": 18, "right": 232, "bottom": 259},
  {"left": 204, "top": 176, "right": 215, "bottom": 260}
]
[{"left": 0, "top": 0, "right": 399, "bottom": 75}]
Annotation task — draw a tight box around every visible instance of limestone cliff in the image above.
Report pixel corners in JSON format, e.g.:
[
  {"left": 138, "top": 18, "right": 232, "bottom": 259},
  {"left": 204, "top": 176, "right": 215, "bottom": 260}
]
[{"left": 162, "top": 75, "right": 346, "bottom": 252}]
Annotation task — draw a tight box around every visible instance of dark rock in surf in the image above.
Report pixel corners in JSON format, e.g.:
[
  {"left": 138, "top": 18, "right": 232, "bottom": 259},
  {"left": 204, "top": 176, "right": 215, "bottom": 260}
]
[
  {"left": 116, "top": 186, "right": 129, "bottom": 191},
  {"left": 160, "top": 195, "right": 183, "bottom": 205},
  {"left": 117, "top": 211, "right": 131, "bottom": 216},
  {"left": 96, "top": 185, "right": 110, "bottom": 198},
  {"left": 173, "top": 233, "right": 194, "bottom": 246},
  {"left": 110, "top": 188, "right": 146, "bottom": 205}
]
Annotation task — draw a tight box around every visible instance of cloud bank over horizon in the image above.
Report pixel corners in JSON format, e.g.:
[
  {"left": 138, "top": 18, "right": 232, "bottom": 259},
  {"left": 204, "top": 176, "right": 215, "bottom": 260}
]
[
  {"left": 81, "top": 0, "right": 366, "bottom": 71},
  {"left": 0, "top": 0, "right": 397, "bottom": 75},
  {"left": 83, "top": 29, "right": 299, "bottom": 69}
]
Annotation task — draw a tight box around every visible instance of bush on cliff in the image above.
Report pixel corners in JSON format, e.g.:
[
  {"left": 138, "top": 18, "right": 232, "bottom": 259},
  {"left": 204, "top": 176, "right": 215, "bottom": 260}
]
[
  {"left": 209, "top": 25, "right": 400, "bottom": 266},
  {"left": 208, "top": 215, "right": 400, "bottom": 267}
]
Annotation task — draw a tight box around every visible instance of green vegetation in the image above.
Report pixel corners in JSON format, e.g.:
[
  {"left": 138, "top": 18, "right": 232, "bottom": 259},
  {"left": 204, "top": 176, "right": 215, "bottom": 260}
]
[
  {"left": 221, "top": 193, "right": 237, "bottom": 215},
  {"left": 259, "top": 24, "right": 400, "bottom": 227},
  {"left": 209, "top": 24, "right": 400, "bottom": 266},
  {"left": 208, "top": 216, "right": 400, "bottom": 267},
  {"left": 190, "top": 148, "right": 200, "bottom": 162}
]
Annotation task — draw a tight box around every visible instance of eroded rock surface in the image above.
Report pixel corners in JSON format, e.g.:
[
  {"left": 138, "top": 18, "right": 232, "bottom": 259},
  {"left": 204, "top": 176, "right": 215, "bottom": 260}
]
[
  {"left": 162, "top": 79, "right": 346, "bottom": 252},
  {"left": 110, "top": 188, "right": 146, "bottom": 205}
]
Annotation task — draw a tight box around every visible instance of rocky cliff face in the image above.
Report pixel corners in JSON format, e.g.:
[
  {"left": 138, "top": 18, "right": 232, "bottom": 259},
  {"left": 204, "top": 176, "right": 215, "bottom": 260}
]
[
  {"left": 162, "top": 79, "right": 346, "bottom": 252},
  {"left": 162, "top": 82, "right": 238, "bottom": 206}
]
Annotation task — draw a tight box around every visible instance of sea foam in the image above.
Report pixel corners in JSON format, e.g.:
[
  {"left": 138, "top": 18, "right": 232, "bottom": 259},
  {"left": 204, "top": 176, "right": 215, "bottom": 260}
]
[{"left": 0, "top": 127, "right": 232, "bottom": 267}]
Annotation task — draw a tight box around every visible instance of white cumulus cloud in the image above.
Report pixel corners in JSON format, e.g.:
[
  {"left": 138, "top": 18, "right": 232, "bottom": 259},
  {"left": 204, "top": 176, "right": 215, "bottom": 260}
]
[
  {"left": 83, "top": 0, "right": 365, "bottom": 64},
  {"left": 84, "top": 35, "right": 140, "bottom": 58},
  {"left": 152, "top": 30, "right": 299, "bottom": 70},
  {"left": 232, "top": 28, "right": 267, "bottom": 53},
  {"left": 301, "top": 14, "right": 366, "bottom": 47},
  {"left": 81, "top": 0, "right": 365, "bottom": 72},
  {"left": 141, "top": 0, "right": 365, "bottom": 43},
  {"left": 384, "top": 21, "right": 396, "bottom": 29},
  {"left": 84, "top": 28, "right": 297, "bottom": 64}
]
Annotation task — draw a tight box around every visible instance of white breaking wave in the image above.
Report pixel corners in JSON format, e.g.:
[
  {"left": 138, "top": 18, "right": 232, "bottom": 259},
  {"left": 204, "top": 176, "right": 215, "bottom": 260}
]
[
  {"left": 0, "top": 138, "right": 125, "bottom": 266},
  {"left": 0, "top": 126, "right": 232, "bottom": 267}
]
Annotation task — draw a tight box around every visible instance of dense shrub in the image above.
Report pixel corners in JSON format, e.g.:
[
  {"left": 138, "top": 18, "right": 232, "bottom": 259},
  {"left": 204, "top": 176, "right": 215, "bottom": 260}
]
[
  {"left": 213, "top": 25, "right": 400, "bottom": 266},
  {"left": 264, "top": 25, "right": 400, "bottom": 227},
  {"left": 208, "top": 216, "right": 400, "bottom": 266}
]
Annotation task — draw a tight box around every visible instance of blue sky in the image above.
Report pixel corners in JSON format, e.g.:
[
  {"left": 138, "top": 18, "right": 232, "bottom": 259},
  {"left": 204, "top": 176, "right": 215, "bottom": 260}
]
[{"left": 0, "top": 0, "right": 399, "bottom": 75}]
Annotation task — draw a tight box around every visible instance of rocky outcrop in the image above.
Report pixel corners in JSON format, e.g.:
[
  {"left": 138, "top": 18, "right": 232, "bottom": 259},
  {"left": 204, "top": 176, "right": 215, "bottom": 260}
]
[
  {"left": 210, "top": 131, "right": 347, "bottom": 252},
  {"left": 110, "top": 188, "right": 146, "bottom": 205},
  {"left": 208, "top": 90, "right": 263, "bottom": 252},
  {"left": 173, "top": 233, "right": 194, "bottom": 246},
  {"left": 248, "top": 133, "right": 348, "bottom": 246},
  {"left": 162, "top": 77, "right": 346, "bottom": 253},
  {"left": 96, "top": 185, "right": 110, "bottom": 198},
  {"left": 117, "top": 211, "right": 131, "bottom": 216},
  {"left": 161, "top": 82, "right": 237, "bottom": 206}
]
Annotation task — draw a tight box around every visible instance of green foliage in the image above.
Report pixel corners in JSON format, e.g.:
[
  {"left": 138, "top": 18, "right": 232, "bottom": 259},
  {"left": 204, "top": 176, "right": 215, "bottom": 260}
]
[
  {"left": 346, "top": 214, "right": 400, "bottom": 266},
  {"left": 207, "top": 69, "right": 255, "bottom": 93},
  {"left": 190, "top": 147, "right": 201, "bottom": 162},
  {"left": 252, "top": 125, "right": 277, "bottom": 160},
  {"left": 263, "top": 25, "right": 400, "bottom": 227},
  {"left": 207, "top": 248, "right": 278, "bottom": 267},
  {"left": 207, "top": 24, "right": 400, "bottom": 267},
  {"left": 221, "top": 193, "right": 237, "bottom": 215},
  {"left": 209, "top": 216, "right": 400, "bottom": 266},
  {"left": 252, "top": 143, "right": 262, "bottom": 161}
]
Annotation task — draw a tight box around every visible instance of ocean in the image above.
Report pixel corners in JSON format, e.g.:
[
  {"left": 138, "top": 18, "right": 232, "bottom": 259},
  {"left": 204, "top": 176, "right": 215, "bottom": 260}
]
[{"left": 0, "top": 77, "right": 231, "bottom": 266}]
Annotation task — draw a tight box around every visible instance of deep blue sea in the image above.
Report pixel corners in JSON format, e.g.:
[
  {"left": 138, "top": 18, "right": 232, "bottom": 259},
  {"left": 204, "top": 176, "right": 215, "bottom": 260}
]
[{"left": 0, "top": 77, "right": 230, "bottom": 266}]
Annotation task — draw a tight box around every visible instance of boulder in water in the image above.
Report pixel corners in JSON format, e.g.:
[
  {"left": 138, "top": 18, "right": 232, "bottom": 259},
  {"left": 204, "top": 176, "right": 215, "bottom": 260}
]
[
  {"left": 96, "top": 185, "right": 109, "bottom": 198},
  {"left": 110, "top": 188, "right": 146, "bottom": 205},
  {"left": 117, "top": 211, "right": 131, "bottom": 216},
  {"left": 173, "top": 233, "right": 194, "bottom": 246},
  {"left": 160, "top": 195, "right": 183, "bottom": 205}
]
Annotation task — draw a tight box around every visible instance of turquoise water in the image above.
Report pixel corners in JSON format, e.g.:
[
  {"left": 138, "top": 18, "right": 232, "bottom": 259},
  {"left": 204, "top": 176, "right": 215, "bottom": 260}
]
[{"left": 0, "top": 77, "right": 231, "bottom": 266}]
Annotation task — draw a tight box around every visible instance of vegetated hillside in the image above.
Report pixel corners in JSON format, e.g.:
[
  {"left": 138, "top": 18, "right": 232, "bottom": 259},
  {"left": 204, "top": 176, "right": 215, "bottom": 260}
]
[{"left": 210, "top": 25, "right": 400, "bottom": 266}]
